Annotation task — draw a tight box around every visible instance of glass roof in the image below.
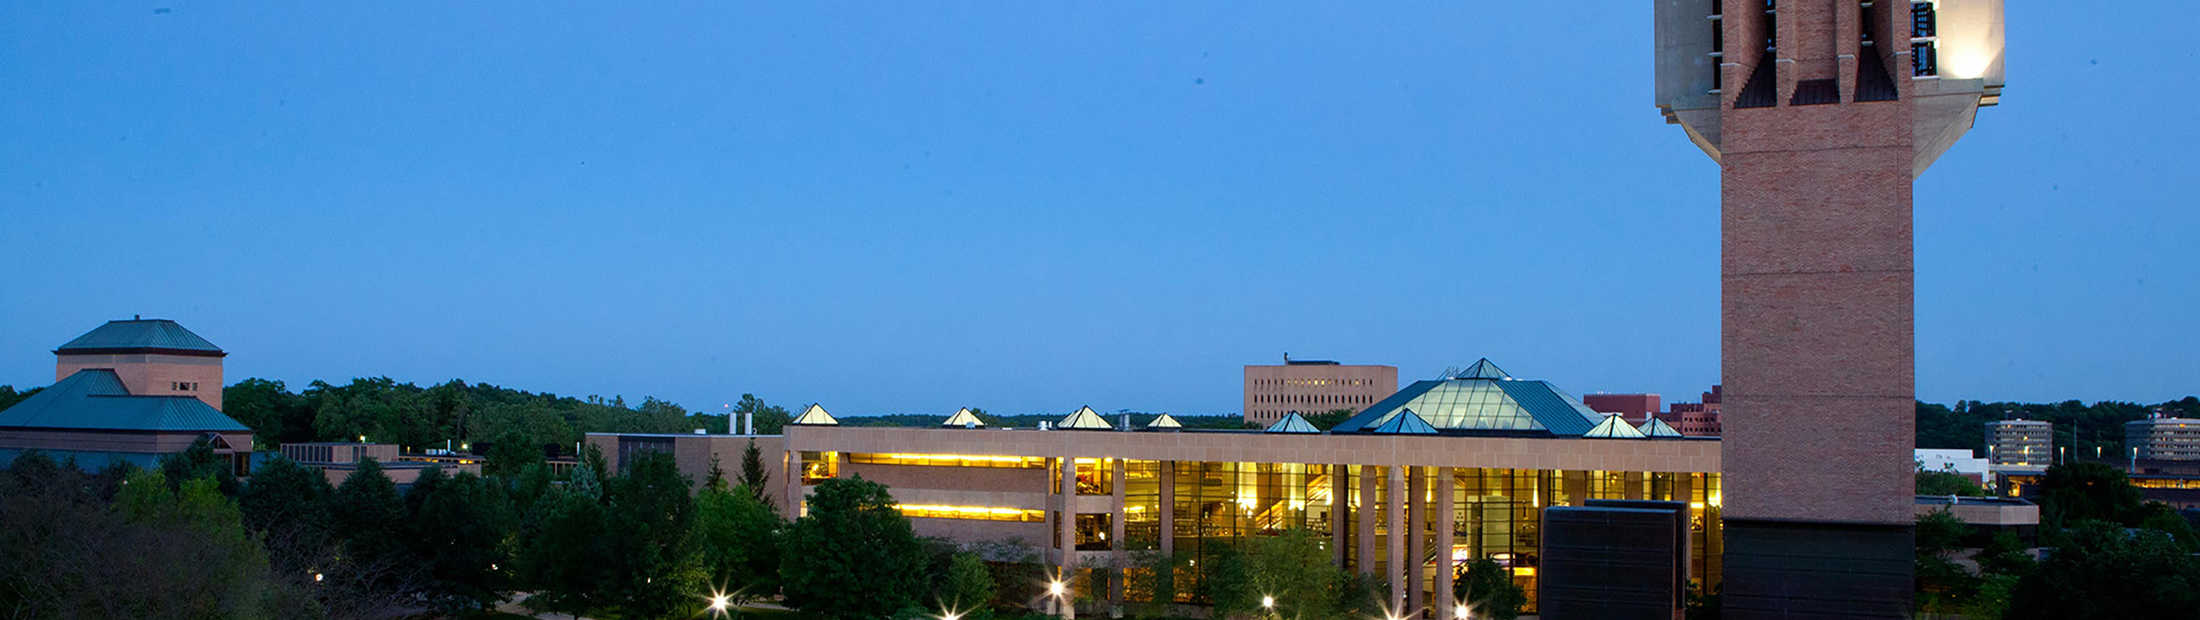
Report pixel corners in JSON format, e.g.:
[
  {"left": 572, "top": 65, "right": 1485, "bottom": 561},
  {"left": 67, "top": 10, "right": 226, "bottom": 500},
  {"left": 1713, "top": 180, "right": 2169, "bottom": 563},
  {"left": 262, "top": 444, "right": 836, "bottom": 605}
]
[
  {"left": 1147, "top": 413, "right": 1183, "bottom": 429},
  {"left": 791, "top": 403, "right": 839, "bottom": 426},
  {"left": 941, "top": 408, "right": 984, "bottom": 427},
  {"left": 1264, "top": 412, "right": 1320, "bottom": 434},
  {"left": 1371, "top": 408, "right": 1438, "bottom": 435},
  {"left": 1331, "top": 358, "right": 1605, "bottom": 436},
  {"left": 1057, "top": 406, "right": 1113, "bottom": 430},
  {"left": 1582, "top": 414, "right": 1646, "bottom": 438},
  {"left": 1637, "top": 417, "right": 1684, "bottom": 437}
]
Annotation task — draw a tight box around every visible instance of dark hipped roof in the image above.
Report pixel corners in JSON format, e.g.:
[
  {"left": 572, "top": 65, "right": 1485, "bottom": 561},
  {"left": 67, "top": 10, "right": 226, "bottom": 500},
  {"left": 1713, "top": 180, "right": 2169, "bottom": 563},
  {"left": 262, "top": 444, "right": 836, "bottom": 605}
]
[
  {"left": 0, "top": 369, "right": 247, "bottom": 432},
  {"left": 1331, "top": 358, "right": 1603, "bottom": 436},
  {"left": 56, "top": 318, "right": 223, "bottom": 355}
]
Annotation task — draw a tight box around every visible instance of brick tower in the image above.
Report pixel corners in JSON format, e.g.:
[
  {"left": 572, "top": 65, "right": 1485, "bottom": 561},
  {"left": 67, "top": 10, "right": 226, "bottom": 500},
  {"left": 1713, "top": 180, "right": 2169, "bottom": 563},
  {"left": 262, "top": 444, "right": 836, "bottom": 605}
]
[{"left": 1654, "top": 1, "right": 2003, "bottom": 617}]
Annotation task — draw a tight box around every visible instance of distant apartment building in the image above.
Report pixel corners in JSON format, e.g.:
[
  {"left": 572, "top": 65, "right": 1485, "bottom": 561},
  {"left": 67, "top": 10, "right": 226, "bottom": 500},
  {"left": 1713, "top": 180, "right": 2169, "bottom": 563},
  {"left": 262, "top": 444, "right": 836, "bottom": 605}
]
[
  {"left": 1915, "top": 448, "right": 1991, "bottom": 485},
  {"left": 1985, "top": 419, "right": 2053, "bottom": 472},
  {"left": 1241, "top": 355, "right": 1396, "bottom": 425},
  {"left": 1583, "top": 393, "right": 1661, "bottom": 426},
  {"left": 1661, "top": 385, "right": 1723, "bottom": 437},
  {"left": 2126, "top": 414, "right": 2200, "bottom": 461}
]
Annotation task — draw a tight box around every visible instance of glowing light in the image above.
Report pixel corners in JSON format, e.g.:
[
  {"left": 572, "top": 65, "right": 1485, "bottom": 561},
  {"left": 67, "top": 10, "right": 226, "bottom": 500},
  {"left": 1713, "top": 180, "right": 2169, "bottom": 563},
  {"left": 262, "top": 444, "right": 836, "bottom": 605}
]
[
  {"left": 710, "top": 594, "right": 729, "bottom": 611},
  {"left": 1454, "top": 604, "right": 1471, "bottom": 619},
  {"left": 1262, "top": 595, "right": 1275, "bottom": 609},
  {"left": 1048, "top": 580, "right": 1067, "bottom": 597},
  {"left": 313, "top": 572, "right": 324, "bottom": 583}
]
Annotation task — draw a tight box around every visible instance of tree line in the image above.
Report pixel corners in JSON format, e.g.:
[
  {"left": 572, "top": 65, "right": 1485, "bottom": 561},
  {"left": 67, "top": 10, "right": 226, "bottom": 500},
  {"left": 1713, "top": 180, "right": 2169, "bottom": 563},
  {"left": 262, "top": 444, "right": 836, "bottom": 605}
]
[
  {"left": 1916, "top": 397, "right": 2200, "bottom": 463},
  {"left": 1910, "top": 463, "right": 2200, "bottom": 619}
]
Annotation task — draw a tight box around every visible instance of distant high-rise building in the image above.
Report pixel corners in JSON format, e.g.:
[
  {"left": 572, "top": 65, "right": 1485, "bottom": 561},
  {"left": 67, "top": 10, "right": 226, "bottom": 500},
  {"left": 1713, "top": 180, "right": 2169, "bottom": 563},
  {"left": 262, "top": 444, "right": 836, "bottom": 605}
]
[
  {"left": 1662, "top": 385, "right": 1724, "bottom": 437},
  {"left": 1584, "top": 393, "right": 1663, "bottom": 425},
  {"left": 1985, "top": 419, "right": 2052, "bottom": 472},
  {"left": 1241, "top": 354, "right": 1396, "bottom": 425},
  {"left": 2126, "top": 414, "right": 2200, "bottom": 461}
]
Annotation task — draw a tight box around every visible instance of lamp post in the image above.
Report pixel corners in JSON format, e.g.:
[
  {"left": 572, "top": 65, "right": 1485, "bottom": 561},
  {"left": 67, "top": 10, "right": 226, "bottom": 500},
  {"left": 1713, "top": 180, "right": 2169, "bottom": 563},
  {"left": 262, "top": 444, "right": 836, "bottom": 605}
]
[
  {"left": 1048, "top": 579, "right": 1073, "bottom": 619},
  {"left": 1261, "top": 594, "right": 1275, "bottom": 618}
]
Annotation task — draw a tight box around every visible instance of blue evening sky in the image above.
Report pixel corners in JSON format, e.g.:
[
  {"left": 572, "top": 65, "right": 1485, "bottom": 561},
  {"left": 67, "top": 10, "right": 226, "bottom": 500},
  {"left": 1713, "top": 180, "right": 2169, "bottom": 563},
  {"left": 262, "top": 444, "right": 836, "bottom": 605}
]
[{"left": 2, "top": 4, "right": 2192, "bottom": 416}]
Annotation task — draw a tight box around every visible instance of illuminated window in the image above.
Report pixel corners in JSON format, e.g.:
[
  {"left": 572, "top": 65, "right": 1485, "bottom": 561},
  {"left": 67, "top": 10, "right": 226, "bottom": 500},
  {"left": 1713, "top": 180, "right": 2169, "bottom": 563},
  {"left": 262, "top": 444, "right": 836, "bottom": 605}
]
[
  {"left": 848, "top": 453, "right": 1046, "bottom": 469},
  {"left": 1077, "top": 458, "right": 1114, "bottom": 495},
  {"left": 1076, "top": 513, "right": 1113, "bottom": 550},
  {"left": 799, "top": 451, "right": 837, "bottom": 485},
  {"left": 896, "top": 504, "right": 1045, "bottom": 522}
]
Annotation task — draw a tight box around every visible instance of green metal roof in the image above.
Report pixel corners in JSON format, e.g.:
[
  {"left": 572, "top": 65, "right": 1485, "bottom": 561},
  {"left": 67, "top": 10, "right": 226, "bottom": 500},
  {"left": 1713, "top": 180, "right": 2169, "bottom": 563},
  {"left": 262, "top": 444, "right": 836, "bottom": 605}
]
[
  {"left": 1263, "top": 412, "right": 1320, "bottom": 434},
  {"left": 56, "top": 319, "right": 222, "bottom": 354},
  {"left": 0, "top": 369, "right": 248, "bottom": 432},
  {"left": 1583, "top": 414, "right": 1647, "bottom": 439},
  {"left": 1332, "top": 360, "right": 1603, "bottom": 436}
]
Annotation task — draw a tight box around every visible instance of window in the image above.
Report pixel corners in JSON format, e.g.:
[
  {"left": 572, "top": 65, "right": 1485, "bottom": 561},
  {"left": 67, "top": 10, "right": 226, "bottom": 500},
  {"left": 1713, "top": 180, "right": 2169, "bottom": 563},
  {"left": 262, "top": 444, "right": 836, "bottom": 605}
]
[
  {"left": 1912, "top": 41, "right": 1937, "bottom": 76},
  {"left": 172, "top": 381, "right": 199, "bottom": 391},
  {"left": 1076, "top": 513, "right": 1113, "bottom": 550},
  {"left": 1076, "top": 458, "right": 1114, "bottom": 495},
  {"left": 1910, "top": 1, "right": 1935, "bottom": 38}
]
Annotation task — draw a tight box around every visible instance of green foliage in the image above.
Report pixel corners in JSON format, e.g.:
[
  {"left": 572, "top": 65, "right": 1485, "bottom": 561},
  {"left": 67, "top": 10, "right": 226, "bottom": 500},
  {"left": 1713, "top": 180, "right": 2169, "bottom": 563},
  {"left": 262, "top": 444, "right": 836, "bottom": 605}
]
[
  {"left": 485, "top": 429, "right": 546, "bottom": 478},
  {"left": 407, "top": 471, "right": 517, "bottom": 611},
  {"left": 238, "top": 455, "right": 332, "bottom": 536},
  {"left": 96, "top": 469, "right": 283, "bottom": 618},
  {"left": 740, "top": 438, "right": 772, "bottom": 504},
  {"left": 1917, "top": 509, "right": 1974, "bottom": 554},
  {"left": 0, "top": 384, "right": 41, "bottom": 412},
  {"left": 223, "top": 378, "right": 314, "bottom": 446},
  {"left": 939, "top": 552, "right": 997, "bottom": 614},
  {"left": 1127, "top": 549, "right": 1187, "bottom": 616},
  {"left": 694, "top": 484, "right": 785, "bottom": 602},
  {"left": 1975, "top": 530, "right": 2037, "bottom": 577},
  {"left": 1201, "top": 529, "right": 1374, "bottom": 619},
  {"left": 736, "top": 393, "right": 794, "bottom": 435},
  {"left": 1453, "top": 558, "right": 1526, "bottom": 620},
  {"left": 779, "top": 476, "right": 927, "bottom": 618},
  {"left": 159, "top": 437, "right": 240, "bottom": 496},
  {"left": 515, "top": 490, "right": 612, "bottom": 614},
  {"left": 328, "top": 457, "right": 414, "bottom": 585},
  {"left": 1916, "top": 468, "right": 1986, "bottom": 496},
  {"left": 2136, "top": 502, "right": 2200, "bottom": 552},
  {"left": 597, "top": 452, "right": 705, "bottom": 618},
  {"left": 2007, "top": 522, "right": 2200, "bottom": 620},
  {"left": 1304, "top": 408, "right": 1358, "bottom": 431},
  {"left": 2035, "top": 462, "right": 2146, "bottom": 527}
]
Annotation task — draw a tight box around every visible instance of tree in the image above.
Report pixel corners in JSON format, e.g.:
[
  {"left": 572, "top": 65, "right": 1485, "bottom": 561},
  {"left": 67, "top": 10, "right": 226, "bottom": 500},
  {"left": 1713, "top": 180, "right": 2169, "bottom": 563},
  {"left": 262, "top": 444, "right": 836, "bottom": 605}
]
[
  {"left": 735, "top": 394, "right": 794, "bottom": 435},
  {"left": 327, "top": 458, "right": 414, "bottom": 587},
  {"left": 238, "top": 455, "right": 332, "bottom": 536},
  {"left": 515, "top": 489, "right": 612, "bottom": 614},
  {"left": 1200, "top": 529, "right": 1372, "bottom": 619},
  {"left": 2035, "top": 462, "right": 2145, "bottom": 527},
  {"left": 1454, "top": 558, "right": 1526, "bottom": 620},
  {"left": 0, "top": 384, "right": 41, "bottom": 412},
  {"left": 694, "top": 484, "right": 785, "bottom": 603},
  {"left": 1915, "top": 469, "right": 1986, "bottom": 497},
  {"left": 159, "top": 436, "right": 240, "bottom": 496},
  {"left": 485, "top": 429, "right": 546, "bottom": 478},
  {"left": 779, "top": 476, "right": 927, "bottom": 618},
  {"left": 704, "top": 453, "right": 729, "bottom": 492},
  {"left": 224, "top": 378, "right": 314, "bottom": 446},
  {"left": 938, "top": 552, "right": 996, "bottom": 615},
  {"left": 740, "top": 438, "right": 771, "bottom": 504},
  {"left": 596, "top": 451, "right": 704, "bottom": 618},
  {"left": 407, "top": 471, "right": 516, "bottom": 611},
  {"left": 1304, "top": 408, "right": 1358, "bottom": 431},
  {"left": 2007, "top": 522, "right": 2200, "bottom": 620}
]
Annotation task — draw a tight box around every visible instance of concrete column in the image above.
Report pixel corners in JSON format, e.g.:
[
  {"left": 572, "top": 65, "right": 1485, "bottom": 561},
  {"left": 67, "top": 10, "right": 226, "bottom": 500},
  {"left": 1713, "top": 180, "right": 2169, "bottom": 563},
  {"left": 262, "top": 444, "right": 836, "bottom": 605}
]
[
  {"left": 1057, "top": 456, "right": 1078, "bottom": 619},
  {"left": 1434, "top": 467, "right": 1456, "bottom": 620},
  {"left": 1387, "top": 465, "right": 1406, "bottom": 612},
  {"left": 1358, "top": 465, "right": 1378, "bottom": 575},
  {"left": 785, "top": 451, "right": 804, "bottom": 518},
  {"left": 1407, "top": 467, "right": 1426, "bottom": 615},
  {"left": 1564, "top": 470, "right": 1588, "bottom": 505},
  {"left": 1159, "top": 461, "right": 1175, "bottom": 559},
  {"left": 1627, "top": 471, "right": 1646, "bottom": 500},
  {"left": 1333, "top": 463, "right": 1349, "bottom": 567},
  {"left": 1110, "top": 458, "right": 1127, "bottom": 608}
]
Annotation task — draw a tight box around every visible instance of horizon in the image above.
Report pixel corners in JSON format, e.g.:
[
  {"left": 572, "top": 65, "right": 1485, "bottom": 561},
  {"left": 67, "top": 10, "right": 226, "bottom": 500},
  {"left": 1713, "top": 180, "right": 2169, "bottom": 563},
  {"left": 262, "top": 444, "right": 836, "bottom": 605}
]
[{"left": 3, "top": 4, "right": 2193, "bottom": 415}]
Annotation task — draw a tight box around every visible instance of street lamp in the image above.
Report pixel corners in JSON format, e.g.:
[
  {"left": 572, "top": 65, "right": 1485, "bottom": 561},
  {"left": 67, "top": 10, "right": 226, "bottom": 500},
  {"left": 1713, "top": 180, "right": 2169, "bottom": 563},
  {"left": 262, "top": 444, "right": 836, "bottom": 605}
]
[
  {"left": 707, "top": 592, "right": 730, "bottom": 618},
  {"left": 1047, "top": 579, "right": 1072, "bottom": 619},
  {"left": 1261, "top": 594, "right": 1275, "bottom": 617},
  {"left": 1454, "top": 603, "right": 1471, "bottom": 619}
]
